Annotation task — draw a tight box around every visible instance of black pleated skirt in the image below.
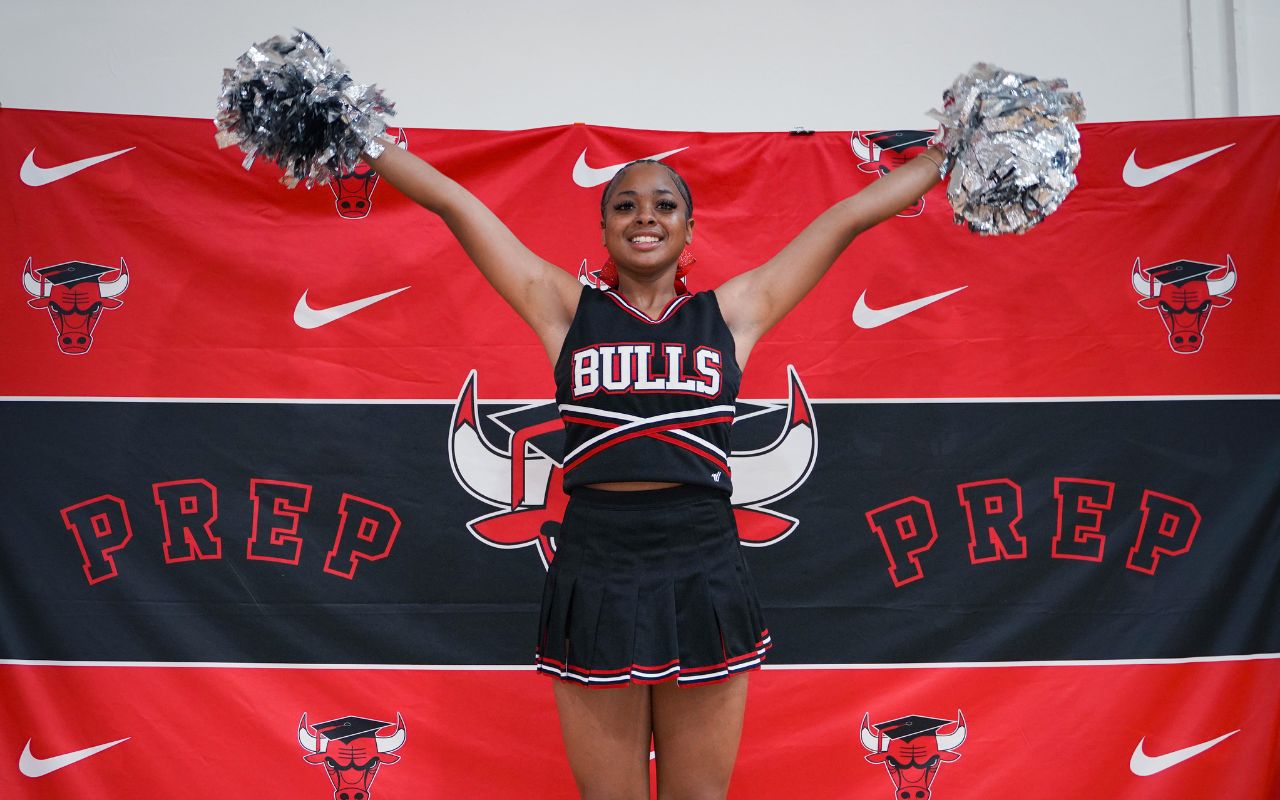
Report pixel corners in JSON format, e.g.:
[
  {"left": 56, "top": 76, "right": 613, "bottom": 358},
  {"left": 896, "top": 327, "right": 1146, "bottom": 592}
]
[{"left": 535, "top": 485, "right": 771, "bottom": 687}]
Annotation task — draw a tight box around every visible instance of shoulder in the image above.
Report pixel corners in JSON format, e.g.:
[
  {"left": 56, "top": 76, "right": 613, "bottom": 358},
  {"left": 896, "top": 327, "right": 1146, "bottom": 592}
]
[
  {"left": 565, "top": 283, "right": 613, "bottom": 323},
  {"left": 701, "top": 287, "right": 738, "bottom": 325}
]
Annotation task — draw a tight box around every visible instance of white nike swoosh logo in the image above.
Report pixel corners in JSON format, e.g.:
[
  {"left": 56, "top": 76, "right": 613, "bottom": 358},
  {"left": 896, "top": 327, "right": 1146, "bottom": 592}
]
[
  {"left": 1122, "top": 143, "right": 1234, "bottom": 187},
  {"left": 19, "top": 737, "right": 129, "bottom": 778},
  {"left": 572, "top": 147, "right": 689, "bottom": 187},
  {"left": 20, "top": 147, "right": 136, "bottom": 187},
  {"left": 852, "top": 286, "right": 966, "bottom": 329},
  {"left": 293, "top": 286, "right": 411, "bottom": 329},
  {"left": 1129, "top": 730, "right": 1239, "bottom": 776}
]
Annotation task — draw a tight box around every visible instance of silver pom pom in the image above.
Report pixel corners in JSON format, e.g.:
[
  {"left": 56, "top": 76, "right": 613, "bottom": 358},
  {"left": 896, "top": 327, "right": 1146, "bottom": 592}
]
[
  {"left": 215, "top": 30, "right": 395, "bottom": 188},
  {"left": 928, "top": 63, "right": 1085, "bottom": 235}
]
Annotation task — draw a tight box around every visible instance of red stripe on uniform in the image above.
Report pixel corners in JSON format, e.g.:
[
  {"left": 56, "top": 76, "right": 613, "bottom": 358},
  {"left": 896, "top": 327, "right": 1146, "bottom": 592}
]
[
  {"left": 564, "top": 416, "right": 734, "bottom": 472},
  {"left": 646, "top": 431, "right": 731, "bottom": 473}
]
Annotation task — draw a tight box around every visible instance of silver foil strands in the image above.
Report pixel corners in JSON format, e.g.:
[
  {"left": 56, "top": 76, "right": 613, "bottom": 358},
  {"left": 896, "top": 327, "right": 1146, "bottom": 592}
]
[
  {"left": 215, "top": 31, "right": 395, "bottom": 188},
  {"left": 928, "top": 63, "right": 1085, "bottom": 235}
]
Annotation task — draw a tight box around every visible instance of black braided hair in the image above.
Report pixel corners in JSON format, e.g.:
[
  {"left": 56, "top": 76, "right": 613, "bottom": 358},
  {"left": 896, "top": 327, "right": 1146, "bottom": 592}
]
[{"left": 599, "top": 159, "right": 693, "bottom": 222}]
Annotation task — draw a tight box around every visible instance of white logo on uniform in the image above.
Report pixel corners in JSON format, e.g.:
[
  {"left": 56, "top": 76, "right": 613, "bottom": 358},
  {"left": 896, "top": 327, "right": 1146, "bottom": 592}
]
[{"left": 571, "top": 343, "right": 722, "bottom": 399}]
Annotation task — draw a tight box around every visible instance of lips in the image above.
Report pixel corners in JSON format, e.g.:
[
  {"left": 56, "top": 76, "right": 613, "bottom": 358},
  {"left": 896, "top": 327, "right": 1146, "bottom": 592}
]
[{"left": 628, "top": 233, "right": 665, "bottom": 252}]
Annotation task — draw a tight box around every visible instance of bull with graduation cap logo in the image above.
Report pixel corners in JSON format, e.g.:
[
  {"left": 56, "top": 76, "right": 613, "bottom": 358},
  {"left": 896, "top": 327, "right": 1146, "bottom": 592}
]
[
  {"left": 851, "top": 130, "right": 936, "bottom": 217},
  {"left": 1131, "top": 256, "right": 1237, "bottom": 354},
  {"left": 860, "top": 712, "right": 967, "bottom": 800},
  {"left": 328, "top": 128, "right": 408, "bottom": 219},
  {"left": 23, "top": 258, "right": 130, "bottom": 355},
  {"left": 297, "top": 714, "right": 407, "bottom": 800}
]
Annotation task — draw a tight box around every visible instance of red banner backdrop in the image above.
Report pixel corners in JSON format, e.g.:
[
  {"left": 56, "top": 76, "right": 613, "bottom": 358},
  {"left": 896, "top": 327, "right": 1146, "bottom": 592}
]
[{"left": 2, "top": 107, "right": 1278, "bottom": 799}]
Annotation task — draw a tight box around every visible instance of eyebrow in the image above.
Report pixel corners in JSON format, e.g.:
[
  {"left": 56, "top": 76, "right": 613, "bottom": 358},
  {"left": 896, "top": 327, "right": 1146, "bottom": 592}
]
[{"left": 613, "top": 188, "right": 676, "bottom": 197}]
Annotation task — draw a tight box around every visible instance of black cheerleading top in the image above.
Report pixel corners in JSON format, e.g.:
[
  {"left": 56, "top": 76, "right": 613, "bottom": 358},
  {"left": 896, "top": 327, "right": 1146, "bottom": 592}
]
[{"left": 555, "top": 286, "right": 741, "bottom": 494}]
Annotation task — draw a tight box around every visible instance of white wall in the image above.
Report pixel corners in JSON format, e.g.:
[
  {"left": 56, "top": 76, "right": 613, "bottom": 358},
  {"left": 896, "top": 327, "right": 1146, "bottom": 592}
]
[{"left": 1, "top": 0, "right": 1276, "bottom": 130}]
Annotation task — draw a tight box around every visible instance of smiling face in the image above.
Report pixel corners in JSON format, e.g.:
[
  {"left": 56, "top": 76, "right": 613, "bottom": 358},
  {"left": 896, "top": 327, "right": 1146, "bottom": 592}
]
[{"left": 600, "top": 162, "right": 694, "bottom": 283}]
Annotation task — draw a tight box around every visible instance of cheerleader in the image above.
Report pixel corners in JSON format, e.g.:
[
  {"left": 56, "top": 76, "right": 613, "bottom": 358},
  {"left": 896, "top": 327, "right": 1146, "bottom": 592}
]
[{"left": 363, "top": 144, "right": 945, "bottom": 799}]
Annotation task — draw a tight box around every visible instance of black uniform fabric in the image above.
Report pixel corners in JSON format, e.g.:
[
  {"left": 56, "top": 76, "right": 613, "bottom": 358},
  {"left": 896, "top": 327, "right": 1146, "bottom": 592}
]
[
  {"left": 554, "top": 287, "right": 741, "bottom": 494},
  {"left": 535, "top": 485, "right": 771, "bottom": 686}
]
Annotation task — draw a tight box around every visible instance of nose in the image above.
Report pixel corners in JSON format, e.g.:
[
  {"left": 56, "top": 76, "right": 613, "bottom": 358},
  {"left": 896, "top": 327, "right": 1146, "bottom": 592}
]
[
  {"left": 59, "top": 334, "right": 91, "bottom": 353},
  {"left": 335, "top": 193, "right": 373, "bottom": 219}
]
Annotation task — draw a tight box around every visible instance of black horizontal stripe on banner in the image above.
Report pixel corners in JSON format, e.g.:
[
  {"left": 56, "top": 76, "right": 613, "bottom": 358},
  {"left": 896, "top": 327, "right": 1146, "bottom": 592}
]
[{"left": 2, "top": 399, "right": 1277, "bottom": 664}]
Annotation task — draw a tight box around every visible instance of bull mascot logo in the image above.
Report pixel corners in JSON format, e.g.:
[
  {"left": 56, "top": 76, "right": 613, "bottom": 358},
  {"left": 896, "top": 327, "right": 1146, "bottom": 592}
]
[
  {"left": 860, "top": 712, "right": 967, "bottom": 800},
  {"left": 23, "top": 258, "right": 130, "bottom": 355},
  {"left": 298, "top": 713, "right": 406, "bottom": 800},
  {"left": 449, "top": 365, "right": 817, "bottom": 569},
  {"left": 1131, "top": 256, "right": 1237, "bottom": 354},
  {"left": 329, "top": 128, "right": 408, "bottom": 219},
  {"left": 851, "top": 130, "right": 935, "bottom": 218}
]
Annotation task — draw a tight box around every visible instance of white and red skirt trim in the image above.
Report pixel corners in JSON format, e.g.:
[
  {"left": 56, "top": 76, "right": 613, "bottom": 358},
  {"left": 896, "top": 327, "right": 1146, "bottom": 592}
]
[{"left": 536, "top": 632, "right": 772, "bottom": 686}]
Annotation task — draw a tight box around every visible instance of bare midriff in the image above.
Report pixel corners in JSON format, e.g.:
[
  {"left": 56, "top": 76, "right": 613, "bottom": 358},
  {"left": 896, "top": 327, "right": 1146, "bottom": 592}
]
[{"left": 585, "top": 481, "right": 683, "bottom": 492}]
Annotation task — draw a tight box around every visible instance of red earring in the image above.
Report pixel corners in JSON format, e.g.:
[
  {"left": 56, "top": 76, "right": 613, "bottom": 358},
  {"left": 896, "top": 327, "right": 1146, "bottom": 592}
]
[
  {"left": 674, "top": 249, "right": 696, "bottom": 294},
  {"left": 599, "top": 256, "right": 620, "bottom": 288}
]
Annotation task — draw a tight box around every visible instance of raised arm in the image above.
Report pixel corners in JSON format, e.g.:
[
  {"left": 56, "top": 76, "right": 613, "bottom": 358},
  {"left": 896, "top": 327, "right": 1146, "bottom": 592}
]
[
  {"left": 364, "top": 143, "right": 581, "bottom": 360},
  {"left": 715, "top": 148, "right": 945, "bottom": 360}
]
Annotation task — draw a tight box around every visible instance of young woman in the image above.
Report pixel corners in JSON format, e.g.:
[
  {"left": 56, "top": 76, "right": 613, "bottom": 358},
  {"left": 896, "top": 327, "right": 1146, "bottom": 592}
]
[{"left": 365, "top": 141, "right": 945, "bottom": 799}]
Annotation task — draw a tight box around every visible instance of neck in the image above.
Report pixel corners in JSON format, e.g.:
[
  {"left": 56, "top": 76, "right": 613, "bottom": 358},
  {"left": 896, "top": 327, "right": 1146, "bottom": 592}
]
[{"left": 615, "top": 269, "right": 679, "bottom": 309}]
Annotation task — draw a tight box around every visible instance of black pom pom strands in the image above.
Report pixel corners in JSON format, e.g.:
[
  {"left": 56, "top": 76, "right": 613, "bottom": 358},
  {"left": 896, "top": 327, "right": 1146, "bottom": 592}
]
[{"left": 215, "top": 30, "right": 395, "bottom": 188}]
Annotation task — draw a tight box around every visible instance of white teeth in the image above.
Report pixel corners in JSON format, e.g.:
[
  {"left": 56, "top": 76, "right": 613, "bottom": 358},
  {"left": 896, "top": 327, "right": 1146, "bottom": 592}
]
[{"left": 632, "top": 235, "right": 660, "bottom": 243}]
